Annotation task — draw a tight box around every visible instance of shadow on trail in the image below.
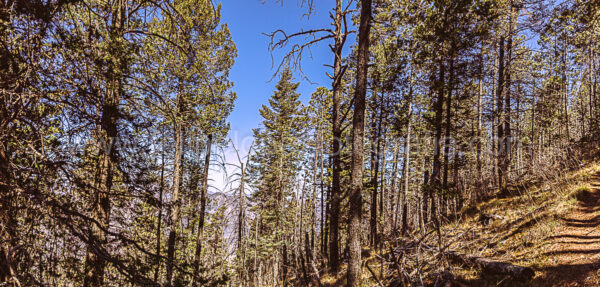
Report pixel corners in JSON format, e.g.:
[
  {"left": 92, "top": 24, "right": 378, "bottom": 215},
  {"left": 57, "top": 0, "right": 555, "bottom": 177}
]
[
  {"left": 548, "top": 234, "right": 600, "bottom": 240},
  {"left": 533, "top": 173, "right": 600, "bottom": 286},
  {"left": 530, "top": 261, "right": 600, "bottom": 287}
]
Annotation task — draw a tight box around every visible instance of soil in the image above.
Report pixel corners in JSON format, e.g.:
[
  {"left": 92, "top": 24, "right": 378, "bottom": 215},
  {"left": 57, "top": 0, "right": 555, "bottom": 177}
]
[{"left": 533, "top": 173, "right": 600, "bottom": 286}]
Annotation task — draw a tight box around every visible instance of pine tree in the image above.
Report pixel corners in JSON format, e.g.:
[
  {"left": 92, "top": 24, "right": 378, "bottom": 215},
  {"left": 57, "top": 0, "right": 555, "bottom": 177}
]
[{"left": 248, "top": 68, "right": 306, "bottom": 285}]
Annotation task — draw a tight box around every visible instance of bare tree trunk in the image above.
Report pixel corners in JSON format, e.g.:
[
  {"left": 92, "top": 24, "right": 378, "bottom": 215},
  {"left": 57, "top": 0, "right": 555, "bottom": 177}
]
[
  {"left": 237, "top": 159, "right": 247, "bottom": 282},
  {"left": 347, "top": 0, "right": 371, "bottom": 284},
  {"left": 401, "top": 74, "right": 414, "bottom": 236},
  {"left": 590, "top": 48, "right": 596, "bottom": 131},
  {"left": 491, "top": 42, "right": 499, "bottom": 188},
  {"left": 531, "top": 79, "right": 536, "bottom": 167},
  {"left": 501, "top": 4, "right": 516, "bottom": 187},
  {"left": 430, "top": 55, "right": 446, "bottom": 223},
  {"left": 401, "top": 110, "right": 412, "bottom": 236},
  {"left": 312, "top": 126, "right": 321, "bottom": 256},
  {"left": 192, "top": 134, "right": 212, "bottom": 286},
  {"left": 477, "top": 45, "right": 484, "bottom": 199},
  {"left": 328, "top": 0, "right": 347, "bottom": 273},
  {"left": 154, "top": 132, "right": 165, "bottom": 283},
  {"left": 379, "top": 132, "right": 387, "bottom": 244},
  {"left": 505, "top": 9, "right": 514, "bottom": 178},
  {"left": 369, "top": 92, "right": 382, "bottom": 247},
  {"left": 165, "top": 106, "right": 184, "bottom": 286},
  {"left": 442, "top": 55, "right": 455, "bottom": 215},
  {"left": 390, "top": 144, "right": 400, "bottom": 233},
  {"left": 563, "top": 36, "right": 570, "bottom": 140},
  {"left": 496, "top": 36, "right": 506, "bottom": 192}
]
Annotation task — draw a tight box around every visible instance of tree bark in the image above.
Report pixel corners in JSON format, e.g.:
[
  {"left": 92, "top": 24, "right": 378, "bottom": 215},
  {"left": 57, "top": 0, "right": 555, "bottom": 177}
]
[
  {"left": 237, "top": 159, "right": 247, "bottom": 283},
  {"left": 430, "top": 55, "right": 446, "bottom": 224},
  {"left": 328, "top": 0, "right": 346, "bottom": 273},
  {"left": 192, "top": 134, "right": 213, "bottom": 286},
  {"left": 442, "top": 55, "right": 455, "bottom": 202},
  {"left": 154, "top": 131, "right": 165, "bottom": 283},
  {"left": 476, "top": 45, "right": 484, "bottom": 199},
  {"left": 390, "top": 143, "right": 400, "bottom": 233},
  {"left": 347, "top": 0, "right": 371, "bottom": 285},
  {"left": 401, "top": 85, "right": 413, "bottom": 236},
  {"left": 165, "top": 113, "right": 183, "bottom": 286},
  {"left": 496, "top": 36, "right": 506, "bottom": 192},
  {"left": 369, "top": 92, "right": 381, "bottom": 248},
  {"left": 504, "top": 9, "right": 514, "bottom": 181}
]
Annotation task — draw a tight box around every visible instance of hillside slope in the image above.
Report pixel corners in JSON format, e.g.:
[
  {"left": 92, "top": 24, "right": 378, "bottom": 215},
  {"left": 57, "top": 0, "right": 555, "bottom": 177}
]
[
  {"left": 433, "top": 163, "right": 600, "bottom": 286},
  {"left": 320, "top": 162, "right": 600, "bottom": 287}
]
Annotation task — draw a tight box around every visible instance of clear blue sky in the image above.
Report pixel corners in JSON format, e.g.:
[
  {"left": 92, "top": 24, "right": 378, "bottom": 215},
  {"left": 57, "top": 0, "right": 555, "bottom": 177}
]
[{"left": 218, "top": 0, "right": 344, "bottom": 140}]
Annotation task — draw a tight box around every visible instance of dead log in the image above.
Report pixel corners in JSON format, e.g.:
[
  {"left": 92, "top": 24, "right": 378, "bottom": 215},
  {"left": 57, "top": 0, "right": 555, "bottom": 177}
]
[{"left": 445, "top": 251, "right": 534, "bottom": 281}]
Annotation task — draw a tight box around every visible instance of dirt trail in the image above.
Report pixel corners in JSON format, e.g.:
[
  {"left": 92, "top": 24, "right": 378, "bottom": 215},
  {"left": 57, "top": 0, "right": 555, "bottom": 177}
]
[{"left": 535, "top": 174, "right": 600, "bottom": 286}]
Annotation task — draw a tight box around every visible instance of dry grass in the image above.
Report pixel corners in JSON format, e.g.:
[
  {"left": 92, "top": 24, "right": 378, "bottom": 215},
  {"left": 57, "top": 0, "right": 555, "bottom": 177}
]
[
  {"left": 320, "top": 162, "right": 600, "bottom": 286},
  {"left": 440, "top": 163, "right": 600, "bottom": 286}
]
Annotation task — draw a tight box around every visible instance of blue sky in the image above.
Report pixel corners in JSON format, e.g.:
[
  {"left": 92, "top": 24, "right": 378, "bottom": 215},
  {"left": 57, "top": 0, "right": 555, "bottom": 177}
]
[
  {"left": 219, "top": 0, "right": 343, "bottom": 140},
  {"left": 211, "top": 0, "right": 357, "bottom": 192}
]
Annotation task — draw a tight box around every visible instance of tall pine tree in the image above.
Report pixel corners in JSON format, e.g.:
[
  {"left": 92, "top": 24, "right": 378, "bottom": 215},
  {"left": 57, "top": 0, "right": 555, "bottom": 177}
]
[{"left": 248, "top": 68, "right": 306, "bottom": 285}]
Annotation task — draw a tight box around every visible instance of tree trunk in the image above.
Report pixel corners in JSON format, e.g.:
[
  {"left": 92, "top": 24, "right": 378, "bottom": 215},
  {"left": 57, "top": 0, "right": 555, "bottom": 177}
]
[
  {"left": 563, "top": 36, "right": 570, "bottom": 140},
  {"left": 238, "top": 162, "right": 246, "bottom": 250},
  {"left": 496, "top": 36, "right": 506, "bottom": 192},
  {"left": 505, "top": 10, "right": 514, "bottom": 180},
  {"left": 379, "top": 132, "right": 387, "bottom": 244},
  {"left": 328, "top": 0, "right": 346, "bottom": 273},
  {"left": 154, "top": 132, "right": 165, "bottom": 283},
  {"left": 590, "top": 48, "right": 595, "bottom": 131},
  {"left": 237, "top": 160, "right": 246, "bottom": 282},
  {"left": 477, "top": 45, "right": 484, "bottom": 199},
  {"left": 401, "top": 73, "right": 414, "bottom": 236},
  {"left": 165, "top": 113, "right": 184, "bottom": 286},
  {"left": 442, "top": 55, "right": 455, "bottom": 212},
  {"left": 83, "top": 1, "right": 124, "bottom": 285},
  {"left": 313, "top": 125, "right": 321, "bottom": 256},
  {"left": 369, "top": 92, "right": 381, "bottom": 248},
  {"left": 390, "top": 144, "right": 400, "bottom": 233},
  {"left": 430, "top": 55, "right": 446, "bottom": 223},
  {"left": 192, "top": 134, "right": 213, "bottom": 286},
  {"left": 347, "top": 0, "right": 371, "bottom": 285}
]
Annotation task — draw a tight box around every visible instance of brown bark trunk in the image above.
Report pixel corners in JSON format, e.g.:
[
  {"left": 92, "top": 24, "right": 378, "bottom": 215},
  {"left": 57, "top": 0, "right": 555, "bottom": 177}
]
[
  {"left": 379, "top": 133, "right": 387, "bottom": 244},
  {"left": 430, "top": 55, "right": 446, "bottom": 224},
  {"left": 369, "top": 92, "right": 381, "bottom": 247},
  {"left": 476, "top": 45, "right": 484, "bottom": 199},
  {"left": 400, "top": 73, "right": 414, "bottom": 236},
  {"left": 504, "top": 8, "right": 514, "bottom": 180},
  {"left": 390, "top": 144, "right": 400, "bottom": 233},
  {"left": 401, "top": 102, "right": 412, "bottom": 236},
  {"left": 328, "top": 0, "right": 346, "bottom": 273},
  {"left": 496, "top": 36, "right": 506, "bottom": 192},
  {"left": 442, "top": 55, "right": 455, "bottom": 213},
  {"left": 165, "top": 117, "right": 183, "bottom": 286},
  {"left": 347, "top": 0, "right": 371, "bottom": 284}
]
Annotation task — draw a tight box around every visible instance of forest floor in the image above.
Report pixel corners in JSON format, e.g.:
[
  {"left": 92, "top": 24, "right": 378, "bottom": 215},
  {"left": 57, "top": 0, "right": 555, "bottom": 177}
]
[
  {"left": 320, "top": 162, "right": 600, "bottom": 286},
  {"left": 528, "top": 171, "right": 600, "bottom": 286},
  {"left": 448, "top": 163, "right": 600, "bottom": 286}
]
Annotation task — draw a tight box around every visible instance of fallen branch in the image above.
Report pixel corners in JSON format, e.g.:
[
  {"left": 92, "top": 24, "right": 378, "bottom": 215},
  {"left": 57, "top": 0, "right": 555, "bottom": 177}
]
[
  {"left": 365, "top": 263, "right": 383, "bottom": 287},
  {"left": 445, "top": 251, "right": 534, "bottom": 281}
]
